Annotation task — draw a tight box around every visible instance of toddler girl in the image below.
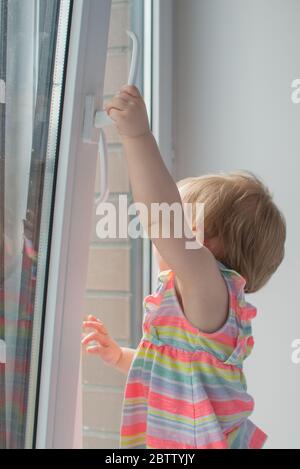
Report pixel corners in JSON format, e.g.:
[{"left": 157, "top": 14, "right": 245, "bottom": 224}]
[{"left": 82, "top": 85, "right": 286, "bottom": 449}]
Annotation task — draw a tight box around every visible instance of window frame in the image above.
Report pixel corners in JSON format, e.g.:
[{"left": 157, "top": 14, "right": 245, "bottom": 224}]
[
  {"left": 34, "top": 0, "right": 172, "bottom": 448},
  {"left": 35, "top": 0, "right": 112, "bottom": 449},
  {"left": 150, "top": 0, "right": 175, "bottom": 287}
]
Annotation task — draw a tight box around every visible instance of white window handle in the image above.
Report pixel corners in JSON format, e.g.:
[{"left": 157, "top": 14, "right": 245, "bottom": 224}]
[
  {"left": 82, "top": 31, "right": 140, "bottom": 203},
  {"left": 94, "top": 31, "right": 139, "bottom": 129},
  {"left": 97, "top": 129, "right": 110, "bottom": 204},
  {"left": 95, "top": 31, "right": 140, "bottom": 204}
]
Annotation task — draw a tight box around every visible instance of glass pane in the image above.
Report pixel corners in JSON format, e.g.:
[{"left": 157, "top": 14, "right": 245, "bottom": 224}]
[
  {"left": 0, "top": 0, "right": 71, "bottom": 448},
  {"left": 82, "top": 0, "right": 145, "bottom": 449}
]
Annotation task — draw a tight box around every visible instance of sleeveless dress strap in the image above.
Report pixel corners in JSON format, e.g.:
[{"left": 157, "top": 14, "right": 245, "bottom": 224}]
[{"left": 217, "top": 261, "right": 256, "bottom": 367}]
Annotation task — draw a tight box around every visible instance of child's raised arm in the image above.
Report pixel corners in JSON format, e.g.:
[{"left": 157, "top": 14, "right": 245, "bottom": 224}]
[{"left": 105, "top": 86, "right": 228, "bottom": 333}]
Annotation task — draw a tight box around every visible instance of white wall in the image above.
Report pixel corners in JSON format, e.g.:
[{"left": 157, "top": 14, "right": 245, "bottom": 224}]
[{"left": 174, "top": 0, "right": 300, "bottom": 449}]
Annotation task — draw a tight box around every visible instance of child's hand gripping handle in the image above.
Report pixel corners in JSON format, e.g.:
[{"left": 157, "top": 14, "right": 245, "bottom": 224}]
[{"left": 95, "top": 31, "right": 139, "bottom": 128}]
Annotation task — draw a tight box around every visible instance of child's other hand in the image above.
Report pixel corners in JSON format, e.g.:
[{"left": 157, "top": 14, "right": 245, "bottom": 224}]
[
  {"left": 104, "top": 85, "right": 150, "bottom": 139},
  {"left": 82, "top": 315, "right": 122, "bottom": 366}
]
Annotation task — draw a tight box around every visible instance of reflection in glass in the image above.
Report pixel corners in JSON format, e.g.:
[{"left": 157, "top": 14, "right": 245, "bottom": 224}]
[{"left": 0, "top": 0, "right": 70, "bottom": 448}]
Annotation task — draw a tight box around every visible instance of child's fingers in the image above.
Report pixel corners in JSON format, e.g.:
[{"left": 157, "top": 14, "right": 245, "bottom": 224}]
[
  {"left": 85, "top": 314, "right": 97, "bottom": 322},
  {"left": 105, "top": 96, "right": 129, "bottom": 113},
  {"left": 117, "top": 90, "right": 139, "bottom": 103},
  {"left": 83, "top": 320, "right": 108, "bottom": 335},
  {"left": 82, "top": 331, "right": 103, "bottom": 344},
  {"left": 85, "top": 345, "right": 113, "bottom": 363},
  {"left": 83, "top": 315, "right": 104, "bottom": 327},
  {"left": 108, "top": 108, "right": 123, "bottom": 122},
  {"left": 85, "top": 344, "right": 102, "bottom": 355},
  {"left": 120, "top": 84, "right": 141, "bottom": 98},
  {"left": 81, "top": 331, "right": 110, "bottom": 348}
]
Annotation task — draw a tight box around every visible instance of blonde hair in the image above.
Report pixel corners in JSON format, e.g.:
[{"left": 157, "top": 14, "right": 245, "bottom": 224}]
[{"left": 177, "top": 171, "right": 286, "bottom": 293}]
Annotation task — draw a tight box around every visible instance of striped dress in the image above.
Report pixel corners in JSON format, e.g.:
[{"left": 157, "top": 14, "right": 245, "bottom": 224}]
[{"left": 120, "top": 261, "right": 267, "bottom": 449}]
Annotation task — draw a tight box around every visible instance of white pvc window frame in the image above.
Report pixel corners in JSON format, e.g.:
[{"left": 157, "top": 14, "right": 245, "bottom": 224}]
[
  {"left": 149, "top": 0, "right": 175, "bottom": 288},
  {"left": 34, "top": 0, "right": 172, "bottom": 448},
  {"left": 35, "top": 0, "right": 112, "bottom": 449}
]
